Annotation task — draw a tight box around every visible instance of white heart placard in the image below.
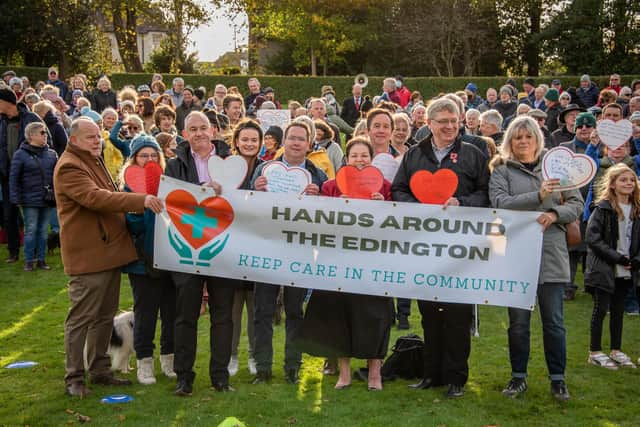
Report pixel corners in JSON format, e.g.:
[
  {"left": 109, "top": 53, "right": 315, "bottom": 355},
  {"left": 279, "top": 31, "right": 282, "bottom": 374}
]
[
  {"left": 262, "top": 161, "right": 311, "bottom": 194},
  {"left": 372, "top": 153, "right": 401, "bottom": 181},
  {"left": 207, "top": 155, "right": 248, "bottom": 190},
  {"left": 597, "top": 119, "right": 633, "bottom": 150},
  {"left": 542, "top": 146, "right": 597, "bottom": 191}
]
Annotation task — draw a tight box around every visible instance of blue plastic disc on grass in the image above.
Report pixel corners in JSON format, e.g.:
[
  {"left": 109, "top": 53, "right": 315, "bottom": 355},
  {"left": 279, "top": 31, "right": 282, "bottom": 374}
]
[
  {"left": 101, "top": 394, "right": 133, "bottom": 404},
  {"left": 5, "top": 361, "right": 38, "bottom": 369}
]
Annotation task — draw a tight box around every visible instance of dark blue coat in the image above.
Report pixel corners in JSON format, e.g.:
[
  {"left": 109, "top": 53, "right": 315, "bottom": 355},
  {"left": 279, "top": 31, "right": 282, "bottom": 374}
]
[
  {"left": 9, "top": 142, "right": 58, "bottom": 207},
  {"left": 42, "top": 110, "right": 68, "bottom": 156},
  {"left": 0, "top": 103, "right": 43, "bottom": 179},
  {"left": 576, "top": 83, "right": 600, "bottom": 108}
]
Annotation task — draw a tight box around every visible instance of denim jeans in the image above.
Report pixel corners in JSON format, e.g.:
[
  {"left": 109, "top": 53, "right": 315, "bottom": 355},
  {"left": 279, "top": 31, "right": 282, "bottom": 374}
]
[
  {"left": 507, "top": 283, "right": 566, "bottom": 381},
  {"left": 22, "top": 206, "right": 53, "bottom": 263},
  {"left": 49, "top": 208, "right": 60, "bottom": 233}
]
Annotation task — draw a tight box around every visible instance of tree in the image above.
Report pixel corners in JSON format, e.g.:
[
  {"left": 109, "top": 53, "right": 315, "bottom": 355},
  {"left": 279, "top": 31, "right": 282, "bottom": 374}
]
[{"left": 107, "top": 0, "right": 144, "bottom": 72}]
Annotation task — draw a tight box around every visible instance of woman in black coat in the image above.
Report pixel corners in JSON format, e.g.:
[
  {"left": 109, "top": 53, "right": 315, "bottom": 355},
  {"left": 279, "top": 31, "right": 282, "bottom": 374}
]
[
  {"left": 9, "top": 121, "right": 58, "bottom": 271},
  {"left": 585, "top": 163, "right": 640, "bottom": 369}
]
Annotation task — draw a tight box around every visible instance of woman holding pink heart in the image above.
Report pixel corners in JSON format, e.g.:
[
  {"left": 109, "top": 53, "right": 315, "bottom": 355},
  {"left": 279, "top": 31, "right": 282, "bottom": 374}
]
[
  {"left": 299, "top": 137, "right": 393, "bottom": 391},
  {"left": 489, "top": 115, "right": 584, "bottom": 401},
  {"left": 120, "top": 134, "right": 177, "bottom": 386}
]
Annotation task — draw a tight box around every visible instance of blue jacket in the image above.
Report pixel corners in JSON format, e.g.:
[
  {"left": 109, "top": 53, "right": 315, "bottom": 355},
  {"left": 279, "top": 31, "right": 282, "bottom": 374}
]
[
  {"left": 576, "top": 83, "right": 600, "bottom": 108},
  {"left": 9, "top": 142, "right": 58, "bottom": 207},
  {"left": 109, "top": 121, "right": 132, "bottom": 158},
  {"left": 47, "top": 79, "right": 69, "bottom": 100},
  {"left": 42, "top": 110, "right": 68, "bottom": 157},
  {"left": 0, "top": 103, "right": 43, "bottom": 179},
  {"left": 122, "top": 207, "right": 157, "bottom": 275}
]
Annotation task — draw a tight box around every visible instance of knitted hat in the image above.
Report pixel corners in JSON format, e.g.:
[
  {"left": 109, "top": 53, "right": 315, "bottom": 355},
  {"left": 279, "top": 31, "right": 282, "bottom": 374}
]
[
  {"left": 80, "top": 106, "right": 102, "bottom": 123},
  {"left": 8, "top": 77, "right": 22, "bottom": 90},
  {"left": 499, "top": 85, "right": 512, "bottom": 96},
  {"left": 137, "top": 84, "right": 151, "bottom": 93},
  {"left": 183, "top": 86, "right": 194, "bottom": 95},
  {"left": 629, "top": 111, "right": 640, "bottom": 123},
  {"left": 2, "top": 70, "right": 16, "bottom": 78},
  {"left": 551, "top": 79, "right": 561, "bottom": 86},
  {"left": 465, "top": 83, "right": 478, "bottom": 93},
  {"left": 544, "top": 88, "right": 559, "bottom": 102},
  {"left": 264, "top": 125, "right": 283, "bottom": 146},
  {"left": 129, "top": 134, "right": 161, "bottom": 158},
  {"left": 580, "top": 74, "right": 591, "bottom": 82},
  {"left": 0, "top": 88, "right": 17, "bottom": 105},
  {"left": 72, "top": 89, "right": 83, "bottom": 98},
  {"left": 574, "top": 112, "right": 596, "bottom": 131}
]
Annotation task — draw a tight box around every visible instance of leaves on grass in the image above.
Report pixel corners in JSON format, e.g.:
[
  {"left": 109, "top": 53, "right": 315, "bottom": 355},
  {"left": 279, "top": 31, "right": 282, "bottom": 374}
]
[
  {"left": 65, "top": 409, "right": 90, "bottom": 423},
  {"left": 287, "top": 416, "right": 297, "bottom": 424}
]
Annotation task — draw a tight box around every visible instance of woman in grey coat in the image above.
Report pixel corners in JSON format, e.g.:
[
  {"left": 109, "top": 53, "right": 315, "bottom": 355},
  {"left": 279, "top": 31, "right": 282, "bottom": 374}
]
[{"left": 489, "top": 116, "right": 583, "bottom": 402}]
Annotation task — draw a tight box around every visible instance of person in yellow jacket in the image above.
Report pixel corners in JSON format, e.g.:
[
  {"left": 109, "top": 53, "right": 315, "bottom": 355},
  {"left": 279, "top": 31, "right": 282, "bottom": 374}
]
[{"left": 100, "top": 108, "right": 124, "bottom": 181}]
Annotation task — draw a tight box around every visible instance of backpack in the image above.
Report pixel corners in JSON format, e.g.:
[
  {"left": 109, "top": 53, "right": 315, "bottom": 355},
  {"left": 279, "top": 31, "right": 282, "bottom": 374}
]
[{"left": 381, "top": 334, "right": 425, "bottom": 380}]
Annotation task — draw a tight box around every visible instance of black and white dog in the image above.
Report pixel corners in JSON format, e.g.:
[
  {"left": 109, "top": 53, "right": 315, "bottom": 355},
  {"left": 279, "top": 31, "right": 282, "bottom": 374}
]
[{"left": 83, "top": 311, "right": 135, "bottom": 373}]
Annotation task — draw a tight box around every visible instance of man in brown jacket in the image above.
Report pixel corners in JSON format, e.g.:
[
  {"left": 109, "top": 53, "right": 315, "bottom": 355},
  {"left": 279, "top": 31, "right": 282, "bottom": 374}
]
[{"left": 54, "top": 117, "right": 162, "bottom": 397}]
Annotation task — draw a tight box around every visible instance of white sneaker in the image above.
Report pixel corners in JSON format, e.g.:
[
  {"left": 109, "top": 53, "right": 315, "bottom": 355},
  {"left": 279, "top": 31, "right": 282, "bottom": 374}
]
[
  {"left": 137, "top": 357, "right": 156, "bottom": 385},
  {"left": 228, "top": 355, "right": 239, "bottom": 376},
  {"left": 159, "top": 353, "right": 177, "bottom": 378},
  {"left": 248, "top": 357, "right": 257, "bottom": 375}
]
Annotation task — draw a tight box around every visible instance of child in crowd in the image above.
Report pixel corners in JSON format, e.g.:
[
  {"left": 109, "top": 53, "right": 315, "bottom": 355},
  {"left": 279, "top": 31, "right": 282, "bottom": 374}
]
[{"left": 585, "top": 163, "right": 640, "bottom": 369}]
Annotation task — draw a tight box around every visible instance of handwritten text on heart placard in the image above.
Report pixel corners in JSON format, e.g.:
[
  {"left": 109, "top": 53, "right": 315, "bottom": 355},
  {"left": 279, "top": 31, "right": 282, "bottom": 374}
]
[{"left": 542, "top": 146, "right": 596, "bottom": 191}]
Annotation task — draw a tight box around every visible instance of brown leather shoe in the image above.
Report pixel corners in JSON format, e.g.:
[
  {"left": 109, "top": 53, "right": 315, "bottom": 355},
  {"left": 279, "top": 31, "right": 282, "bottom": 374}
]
[
  {"left": 36, "top": 260, "right": 51, "bottom": 270},
  {"left": 90, "top": 374, "right": 132, "bottom": 386},
  {"left": 65, "top": 382, "right": 92, "bottom": 397}
]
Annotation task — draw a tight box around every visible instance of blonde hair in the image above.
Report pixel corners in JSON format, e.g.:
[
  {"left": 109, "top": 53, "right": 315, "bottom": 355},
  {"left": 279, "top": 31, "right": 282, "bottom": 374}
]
[
  {"left": 595, "top": 163, "right": 640, "bottom": 220},
  {"left": 32, "top": 100, "right": 54, "bottom": 117},
  {"left": 499, "top": 116, "right": 544, "bottom": 162},
  {"left": 119, "top": 87, "right": 137, "bottom": 104}
]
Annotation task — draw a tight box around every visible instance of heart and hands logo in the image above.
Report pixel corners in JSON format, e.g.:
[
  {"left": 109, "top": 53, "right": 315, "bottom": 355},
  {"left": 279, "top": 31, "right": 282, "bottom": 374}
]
[{"left": 165, "top": 189, "right": 234, "bottom": 267}]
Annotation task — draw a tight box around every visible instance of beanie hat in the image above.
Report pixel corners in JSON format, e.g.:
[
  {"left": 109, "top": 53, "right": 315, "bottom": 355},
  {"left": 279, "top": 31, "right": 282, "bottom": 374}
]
[
  {"left": 129, "top": 134, "right": 161, "bottom": 158},
  {"left": 137, "top": 84, "right": 151, "bottom": 93},
  {"left": 183, "top": 86, "right": 194, "bottom": 95},
  {"left": 499, "top": 85, "right": 512, "bottom": 96},
  {"left": 72, "top": 89, "right": 83, "bottom": 98},
  {"left": 574, "top": 112, "right": 596, "bottom": 131},
  {"left": 264, "top": 125, "right": 283, "bottom": 146},
  {"left": 544, "top": 88, "right": 559, "bottom": 102},
  {"left": 524, "top": 78, "right": 535, "bottom": 86},
  {"left": 551, "top": 79, "right": 561, "bottom": 86},
  {"left": 506, "top": 78, "right": 517, "bottom": 87},
  {"left": 465, "top": 83, "right": 478, "bottom": 93},
  {"left": 8, "top": 77, "right": 23, "bottom": 90},
  {"left": 0, "top": 88, "right": 17, "bottom": 105},
  {"left": 580, "top": 74, "right": 591, "bottom": 82},
  {"left": 629, "top": 111, "right": 640, "bottom": 123},
  {"left": 80, "top": 106, "right": 102, "bottom": 123}
]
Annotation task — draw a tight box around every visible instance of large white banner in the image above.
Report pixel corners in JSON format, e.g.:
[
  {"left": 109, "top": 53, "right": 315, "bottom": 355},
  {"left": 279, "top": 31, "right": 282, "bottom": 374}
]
[{"left": 155, "top": 176, "right": 543, "bottom": 310}]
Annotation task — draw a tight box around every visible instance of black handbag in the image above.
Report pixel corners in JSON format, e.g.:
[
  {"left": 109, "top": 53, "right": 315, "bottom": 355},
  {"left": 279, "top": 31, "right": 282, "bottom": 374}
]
[
  {"left": 380, "top": 334, "right": 425, "bottom": 380},
  {"left": 30, "top": 153, "right": 56, "bottom": 206}
]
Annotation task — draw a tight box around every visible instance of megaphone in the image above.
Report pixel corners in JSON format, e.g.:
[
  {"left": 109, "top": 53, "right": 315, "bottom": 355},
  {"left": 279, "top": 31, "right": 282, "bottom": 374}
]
[{"left": 354, "top": 73, "right": 368, "bottom": 88}]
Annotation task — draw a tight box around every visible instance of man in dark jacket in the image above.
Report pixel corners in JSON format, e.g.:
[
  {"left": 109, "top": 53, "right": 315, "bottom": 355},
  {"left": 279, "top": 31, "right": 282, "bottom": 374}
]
[
  {"left": 46, "top": 67, "right": 68, "bottom": 100},
  {"left": 0, "top": 88, "right": 42, "bottom": 262},
  {"left": 544, "top": 89, "right": 562, "bottom": 133},
  {"left": 164, "top": 111, "right": 236, "bottom": 396},
  {"left": 576, "top": 75, "right": 600, "bottom": 108},
  {"left": 341, "top": 83, "right": 371, "bottom": 130},
  {"left": 175, "top": 86, "right": 201, "bottom": 133},
  {"left": 250, "top": 121, "right": 327, "bottom": 385},
  {"left": 392, "top": 98, "right": 489, "bottom": 399}
]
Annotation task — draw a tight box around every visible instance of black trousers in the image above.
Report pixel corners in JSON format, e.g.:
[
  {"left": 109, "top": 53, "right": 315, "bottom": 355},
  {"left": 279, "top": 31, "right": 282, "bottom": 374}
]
[
  {"left": 418, "top": 300, "right": 472, "bottom": 386},
  {"left": 172, "top": 272, "right": 235, "bottom": 385},
  {"left": 129, "top": 273, "right": 176, "bottom": 359},
  {"left": 590, "top": 278, "right": 632, "bottom": 351},
  {"left": 253, "top": 283, "right": 306, "bottom": 373},
  {"left": 395, "top": 298, "right": 411, "bottom": 319},
  {"left": 1, "top": 178, "right": 21, "bottom": 257}
]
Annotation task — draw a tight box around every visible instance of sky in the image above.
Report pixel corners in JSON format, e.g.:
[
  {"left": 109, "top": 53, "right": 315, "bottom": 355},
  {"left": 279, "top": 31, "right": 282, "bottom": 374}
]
[{"left": 190, "top": 5, "right": 248, "bottom": 62}]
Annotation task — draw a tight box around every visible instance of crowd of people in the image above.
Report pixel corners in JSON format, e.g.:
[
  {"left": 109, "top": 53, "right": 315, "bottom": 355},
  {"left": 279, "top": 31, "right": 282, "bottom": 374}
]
[{"left": 1, "top": 67, "right": 640, "bottom": 402}]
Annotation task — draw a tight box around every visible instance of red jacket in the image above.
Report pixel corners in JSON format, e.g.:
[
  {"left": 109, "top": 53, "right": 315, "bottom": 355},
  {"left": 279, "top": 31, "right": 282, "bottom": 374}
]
[{"left": 397, "top": 87, "right": 411, "bottom": 108}]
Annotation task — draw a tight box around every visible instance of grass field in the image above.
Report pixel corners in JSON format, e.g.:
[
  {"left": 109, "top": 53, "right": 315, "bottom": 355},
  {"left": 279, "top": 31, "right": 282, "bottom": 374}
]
[{"left": 1, "top": 247, "right": 640, "bottom": 427}]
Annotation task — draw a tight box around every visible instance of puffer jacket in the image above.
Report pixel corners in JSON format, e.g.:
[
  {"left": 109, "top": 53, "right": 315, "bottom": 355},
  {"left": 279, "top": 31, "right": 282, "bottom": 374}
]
[
  {"left": 585, "top": 200, "right": 640, "bottom": 293},
  {"left": 489, "top": 154, "right": 584, "bottom": 284},
  {"left": 9, "top": 142, "right": 58, "bottom": 207},
  {"left": 0, "top": 103, "right": 42, "bottom": 179},
  {"left": 576, "top": 83, "right": 600, "bottom": 108}
]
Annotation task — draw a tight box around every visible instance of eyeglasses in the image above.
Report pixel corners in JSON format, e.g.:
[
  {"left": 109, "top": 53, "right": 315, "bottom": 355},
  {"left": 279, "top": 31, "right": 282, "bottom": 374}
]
[
  {"left": 432, "top": 118, "right": 459, "bottom": 126},
  {"left": 127, "top": 125, "right": 140, "bottom": 131},
  {"left": 576, "top": 124, "right": 593, "bottom": 129},
  {"left": 137, "top": 153, "right": 159, "bottom": 159},
  {"left": 38, "top": 130, "right": 47, "bottom": 135}
]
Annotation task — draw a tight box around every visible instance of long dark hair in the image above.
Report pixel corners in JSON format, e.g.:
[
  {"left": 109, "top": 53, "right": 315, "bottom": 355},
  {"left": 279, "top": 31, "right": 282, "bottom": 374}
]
[{"left": 231, "top": 118, "right": 263, "bottom": 173}]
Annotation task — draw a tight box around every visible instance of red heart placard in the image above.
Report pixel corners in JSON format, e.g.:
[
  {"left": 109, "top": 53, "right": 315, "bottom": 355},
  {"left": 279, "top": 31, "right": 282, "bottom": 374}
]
[
  {"left": 144, "top": 162, "right": 163, "bottom": 196},
  {"left": 336, "top": 165, "right": 384, "bottom": 199},
  {"left": 409, "top": 169, "right": 459, "bottom": 204},
  {"left": 124, "top": 165, "right": 146, "bottom": 193},
  {"left": 165, "top": 190, "right": 234, "bottom": 249}
]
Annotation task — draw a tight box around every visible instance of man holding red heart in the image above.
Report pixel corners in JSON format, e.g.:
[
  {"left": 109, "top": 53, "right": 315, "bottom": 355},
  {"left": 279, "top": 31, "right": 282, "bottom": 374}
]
[
  {"left": 164, "top": 111, "right": 238, "bottom": 396},
  {"left": 391, "top": 97, "right": 490, "bottom": 399}
]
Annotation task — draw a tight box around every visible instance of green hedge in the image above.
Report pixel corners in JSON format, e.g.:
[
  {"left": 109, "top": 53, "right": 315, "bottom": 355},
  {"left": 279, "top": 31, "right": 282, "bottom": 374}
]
[{"left": 2, "top": 66, "right": 638, "bottom": 104}]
